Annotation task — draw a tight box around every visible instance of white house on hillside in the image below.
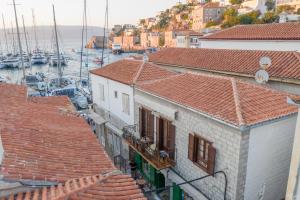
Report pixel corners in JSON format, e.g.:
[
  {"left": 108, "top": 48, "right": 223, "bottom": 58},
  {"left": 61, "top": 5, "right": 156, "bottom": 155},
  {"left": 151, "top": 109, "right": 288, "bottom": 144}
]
[
  {"left": 89, "top": 58, "right": 176, "bottom": 160},
  {"left": 199, "top": 23, "right": 300, "bottom": 51}
]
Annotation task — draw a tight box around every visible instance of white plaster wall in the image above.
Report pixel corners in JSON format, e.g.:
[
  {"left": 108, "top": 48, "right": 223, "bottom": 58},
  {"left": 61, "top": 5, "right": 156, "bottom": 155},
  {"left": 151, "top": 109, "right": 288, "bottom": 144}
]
[
  {"left": 286, "top": 108, "right": 300, "bottom": 200},
  {"left": 244, "top": 115, "right": 297, "bottom": 200},
  {"left": 91, "top": 74, "right": 135, "bottom": 125},
  {"left": 199, "top": 40, "right": 300, "bottom": 51}
]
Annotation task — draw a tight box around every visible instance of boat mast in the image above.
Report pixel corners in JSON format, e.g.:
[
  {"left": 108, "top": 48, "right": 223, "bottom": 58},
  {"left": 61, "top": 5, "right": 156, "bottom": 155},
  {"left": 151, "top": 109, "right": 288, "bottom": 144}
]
[
  {"left": 101, "top": 0, "right": 108, "bottom": 67},
  {"left": 22, "top": 15, "right": 32, "bottom": 71},
  {"left": 52, "top": 4, "right": 62, "bottom": 86},
  {"left": 11, "top": 22, "right": 16, "bottom": 55},
  {"left": 12, "top": 0, "right": 25, "bottom": 82},
  {"left": 32, "top": 9, "right": 39, "bottom": 51},
  {"left": 79, "top": 0, "right": 86, "bottom": 81},
  {"left": 2, "top": 14, "right": 9, "bottom": 54}
]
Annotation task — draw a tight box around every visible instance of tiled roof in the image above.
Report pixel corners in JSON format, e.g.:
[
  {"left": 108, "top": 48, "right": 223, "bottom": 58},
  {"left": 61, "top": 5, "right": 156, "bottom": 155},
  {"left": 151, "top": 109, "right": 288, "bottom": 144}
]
[
  {"left": 0, "top": 83, "right": 146, "bottom": 199},
  {"left": 1, "top": 173, "right": 146, "bottom": 200},
  {"left": 137, "top": 73, "right": 298, "bottom": 127},
  {"left": 90, "top": 59, "right": 177, "bottom": 85},
  {"left": 0, "top": 84, "right": 115, "bottom": 183},
  {"left": 149, "top": 48, "right": 300, "bottom": 81},
  {"left": 202, "top": 23, "right": 300, "bottom": 40}
]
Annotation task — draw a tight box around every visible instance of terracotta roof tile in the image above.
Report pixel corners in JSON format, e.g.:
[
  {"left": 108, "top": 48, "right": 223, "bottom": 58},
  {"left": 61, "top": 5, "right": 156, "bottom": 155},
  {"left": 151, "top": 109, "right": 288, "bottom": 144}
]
[
  {"left": 149, "top": 48, "right": 300, "bottom": 80},
  {"left": 137, "top": 73, "right": 298, "bottom": 127},
  {"left": 2, "top": 173, "right": 146, "bottom": 200},
  {"left": 0, "top": 83, "right": 146, "bottom": 199},
  {"left": 90, "top": 59, "right": 177, "bottom": 85},
  {"left": 202, "top": 23, "right": 300, "bottom": 40},
  {"left": 0, "top": 84, "right": 115, "bottom": 182}
]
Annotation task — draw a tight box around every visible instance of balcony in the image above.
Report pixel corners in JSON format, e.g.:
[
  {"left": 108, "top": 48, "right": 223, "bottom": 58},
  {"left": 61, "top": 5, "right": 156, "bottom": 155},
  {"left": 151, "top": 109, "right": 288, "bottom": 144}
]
[{"left": 123, "top": 126, "right": 175, "bottom": 170}]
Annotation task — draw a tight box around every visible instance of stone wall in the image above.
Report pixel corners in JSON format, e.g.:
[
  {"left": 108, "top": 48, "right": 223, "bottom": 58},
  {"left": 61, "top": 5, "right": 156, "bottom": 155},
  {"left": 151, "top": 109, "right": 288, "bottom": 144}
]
[{"left": 134, "top": 90, "right": 249, "bottom": 200}]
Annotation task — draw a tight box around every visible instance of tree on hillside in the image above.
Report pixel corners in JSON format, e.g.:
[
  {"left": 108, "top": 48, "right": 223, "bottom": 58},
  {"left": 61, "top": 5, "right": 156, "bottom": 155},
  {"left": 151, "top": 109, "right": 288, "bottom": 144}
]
[
  {"left": 276, "top": 4, "right": 295, "bottom": 14},
  {"left": 261, "top": 11, "right": 279, "bottom": 23},
  {"left": 139, "top": 19, "right": 146, "bottom": 27},
  {"left": 265, "top": 0, "right": 275, "bottom": 11},
  {"left": 205, "top": 21, "right": 219, "bottom": 28},
  {"left": 221, "top": 8, "right": 239, "bottom": 28},
  {"left": 230, "top": 0, "right": 243, "bottom": 5}
]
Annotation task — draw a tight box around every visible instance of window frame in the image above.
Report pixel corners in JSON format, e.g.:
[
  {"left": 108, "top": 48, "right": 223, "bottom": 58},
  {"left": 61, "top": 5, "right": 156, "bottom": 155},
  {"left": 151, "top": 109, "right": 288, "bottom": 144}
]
[
  {"left": 122, "top": 93, "right": 130, "bottom": 115},
  {"left": 188, "top": 133, "right": 216, "bottom": 175}
]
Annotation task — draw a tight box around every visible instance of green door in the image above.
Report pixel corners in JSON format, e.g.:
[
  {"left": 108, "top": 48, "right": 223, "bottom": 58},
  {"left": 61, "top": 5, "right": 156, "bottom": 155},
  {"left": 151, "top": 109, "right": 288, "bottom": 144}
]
[{"left": 173, "top": 183, "right": 183, "bottom": 200}]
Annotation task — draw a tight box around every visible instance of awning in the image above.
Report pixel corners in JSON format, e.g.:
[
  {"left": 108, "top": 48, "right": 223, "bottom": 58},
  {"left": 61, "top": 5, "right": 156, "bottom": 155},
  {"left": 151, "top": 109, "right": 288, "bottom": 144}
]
[
  {"left": 106, "top": 122, "right": 124, "bottom": 136},
  {"left": 88, "top": 111, "right": 106, "bottom": 125}
]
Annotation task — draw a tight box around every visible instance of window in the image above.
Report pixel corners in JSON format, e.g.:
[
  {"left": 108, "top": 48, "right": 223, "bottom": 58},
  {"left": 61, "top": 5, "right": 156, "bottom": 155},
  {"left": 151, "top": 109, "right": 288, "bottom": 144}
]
[
  {"left": 188, "top": 133, "right": 216, "bottom": 174},
  {"left": 114, "top": 91, "right": 118, "bottom": 98},
  {"left": 139, "top": 107, "right": 154, "bottom": 141},
  {"left": 122, "top": 93, "right": 130, "bottom": 115},
  {"left": 156, "top": 117, "right": 176, "bottom": 160},
  {"left": 99, "top": 83, "right": 105, "bottom": 101}
]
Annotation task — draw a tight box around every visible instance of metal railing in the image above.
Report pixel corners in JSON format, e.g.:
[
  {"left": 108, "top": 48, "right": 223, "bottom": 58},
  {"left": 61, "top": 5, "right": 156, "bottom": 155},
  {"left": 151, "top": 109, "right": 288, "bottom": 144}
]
[{"left": 122, "top": 126, "right": 175, "bottom": 169}]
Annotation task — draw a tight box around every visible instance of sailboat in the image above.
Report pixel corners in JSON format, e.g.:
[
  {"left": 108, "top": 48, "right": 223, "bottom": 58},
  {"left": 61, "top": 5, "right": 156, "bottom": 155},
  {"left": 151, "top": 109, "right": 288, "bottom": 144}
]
[
  {"left": 47, "top": 5, "right": 88, "bottom": 109},
  {"left": 0, "top": 18, "right": 20, "bottom": 69},
  {"left": 31, "top": 9, "right": 48, "bottom": 65}
]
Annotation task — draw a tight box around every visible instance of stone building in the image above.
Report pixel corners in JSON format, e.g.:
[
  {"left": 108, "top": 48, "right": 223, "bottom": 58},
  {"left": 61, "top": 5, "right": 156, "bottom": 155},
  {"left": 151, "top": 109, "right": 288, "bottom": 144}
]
[
  {"left": 113, "top": 36, "right": 139, "bottom": 50},
  {"left": 176, "top": 30, "right": 203, "bottom": 48},
  {"left": 125, "top": 72, "right": 298, "bottom": 200},
  {"left": 191, "top": 2, "right": 225, "bottom": 31}
]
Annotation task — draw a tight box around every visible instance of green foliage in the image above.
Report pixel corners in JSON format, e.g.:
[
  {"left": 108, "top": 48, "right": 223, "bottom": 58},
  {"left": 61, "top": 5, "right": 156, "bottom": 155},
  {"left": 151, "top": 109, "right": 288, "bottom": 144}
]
[
  {"left": 181, "top": 13, "right": 189, "bottom": 20},
  {"left": 159, "top": 36, "right": 165, "bottom": 47},
  {"left": 221, "top": 8, "right": 239, "bottom": 28},
  {"left": 205, "top": 21, "right": 219, "bottom": 28},
  {"left": 221, "top": 9, "right": 261, "bottom": 27},
  {"left": 139, "top": 19, "right": 145, "bottom": 26},
  {"left": 230, "top": 0, "right": 243, "bottom": 5},
  {"left": 276, "top": 4, "right": 295, "bottom": 14},
  {"left": 265, "top": 0, "right": 275, "bottom": 11},
  {"left": 239, "top": 15, "right": 254, "bottom": 24},
  {"left": 261, "top": 11, "right": 279, "bottom": 23}
]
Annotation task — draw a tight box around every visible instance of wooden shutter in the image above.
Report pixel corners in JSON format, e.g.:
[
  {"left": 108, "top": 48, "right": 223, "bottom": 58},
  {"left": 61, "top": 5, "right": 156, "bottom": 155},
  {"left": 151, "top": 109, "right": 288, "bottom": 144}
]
[
  {"left": 168, "top": 123, "right": 176, "bottom": 160},
  {"left": 207, "top": 145, "right": 216, "bottom": 175},
  {"left": 188, "top": 133, "right": 196, "bottom": 161},
  {"left": 148, "top": 112, "right": 154, "bottom": 142},
  {"left": 156, "top": 116, "right": 160, "bottom": 148},
  {"left": 139, "top": 107, "right": 143, "bottom": 137}
]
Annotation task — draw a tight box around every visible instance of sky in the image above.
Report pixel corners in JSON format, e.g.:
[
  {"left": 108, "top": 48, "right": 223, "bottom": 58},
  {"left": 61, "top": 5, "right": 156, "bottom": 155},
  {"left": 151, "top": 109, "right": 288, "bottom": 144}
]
[{"left": 0, "top": 0, "right": 179, "bottom": 28}]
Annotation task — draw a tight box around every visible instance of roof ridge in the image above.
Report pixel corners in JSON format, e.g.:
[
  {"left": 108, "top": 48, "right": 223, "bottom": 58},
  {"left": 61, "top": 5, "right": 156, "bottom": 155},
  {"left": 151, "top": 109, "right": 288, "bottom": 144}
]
[
  {"left": 53, "top": 170, "right": 122, "bottom": 200},
  {"left": 231, "top": 78, "right": 245, "bottom": 126},
  {"left": 293, "top": 51, "right": 300, "bottom": 63},
  {"left": 133, "top": 61, "right": 147, "bottom": 84},
  {"left": 137, "top": 73, "right": 184, "bottom": 87}
]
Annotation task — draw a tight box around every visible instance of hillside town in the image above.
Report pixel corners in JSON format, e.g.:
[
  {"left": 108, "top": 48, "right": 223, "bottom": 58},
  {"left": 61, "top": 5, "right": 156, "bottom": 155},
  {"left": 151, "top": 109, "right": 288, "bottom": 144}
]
[
  {"left": 109, "top": 0, "right": 300, "bottom": 51},
  {"left": 1, "top": 0, "right": 300, "bottom": 199}
]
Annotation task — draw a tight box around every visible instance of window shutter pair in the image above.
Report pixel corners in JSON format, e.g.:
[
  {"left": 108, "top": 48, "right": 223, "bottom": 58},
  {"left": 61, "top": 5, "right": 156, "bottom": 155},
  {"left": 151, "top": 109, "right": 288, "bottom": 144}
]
[{"left": 188, "top": 133, "right": 216, "bottom": 175}]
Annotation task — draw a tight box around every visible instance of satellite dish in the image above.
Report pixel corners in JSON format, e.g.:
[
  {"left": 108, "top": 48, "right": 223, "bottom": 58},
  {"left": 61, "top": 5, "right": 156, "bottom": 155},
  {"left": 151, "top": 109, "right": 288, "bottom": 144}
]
[
  {"left": 255, "top": 70, "right": 269, "bottom": 84},
  {"left": 259, "top": 56, "right": 271, "bottom": 70}
]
